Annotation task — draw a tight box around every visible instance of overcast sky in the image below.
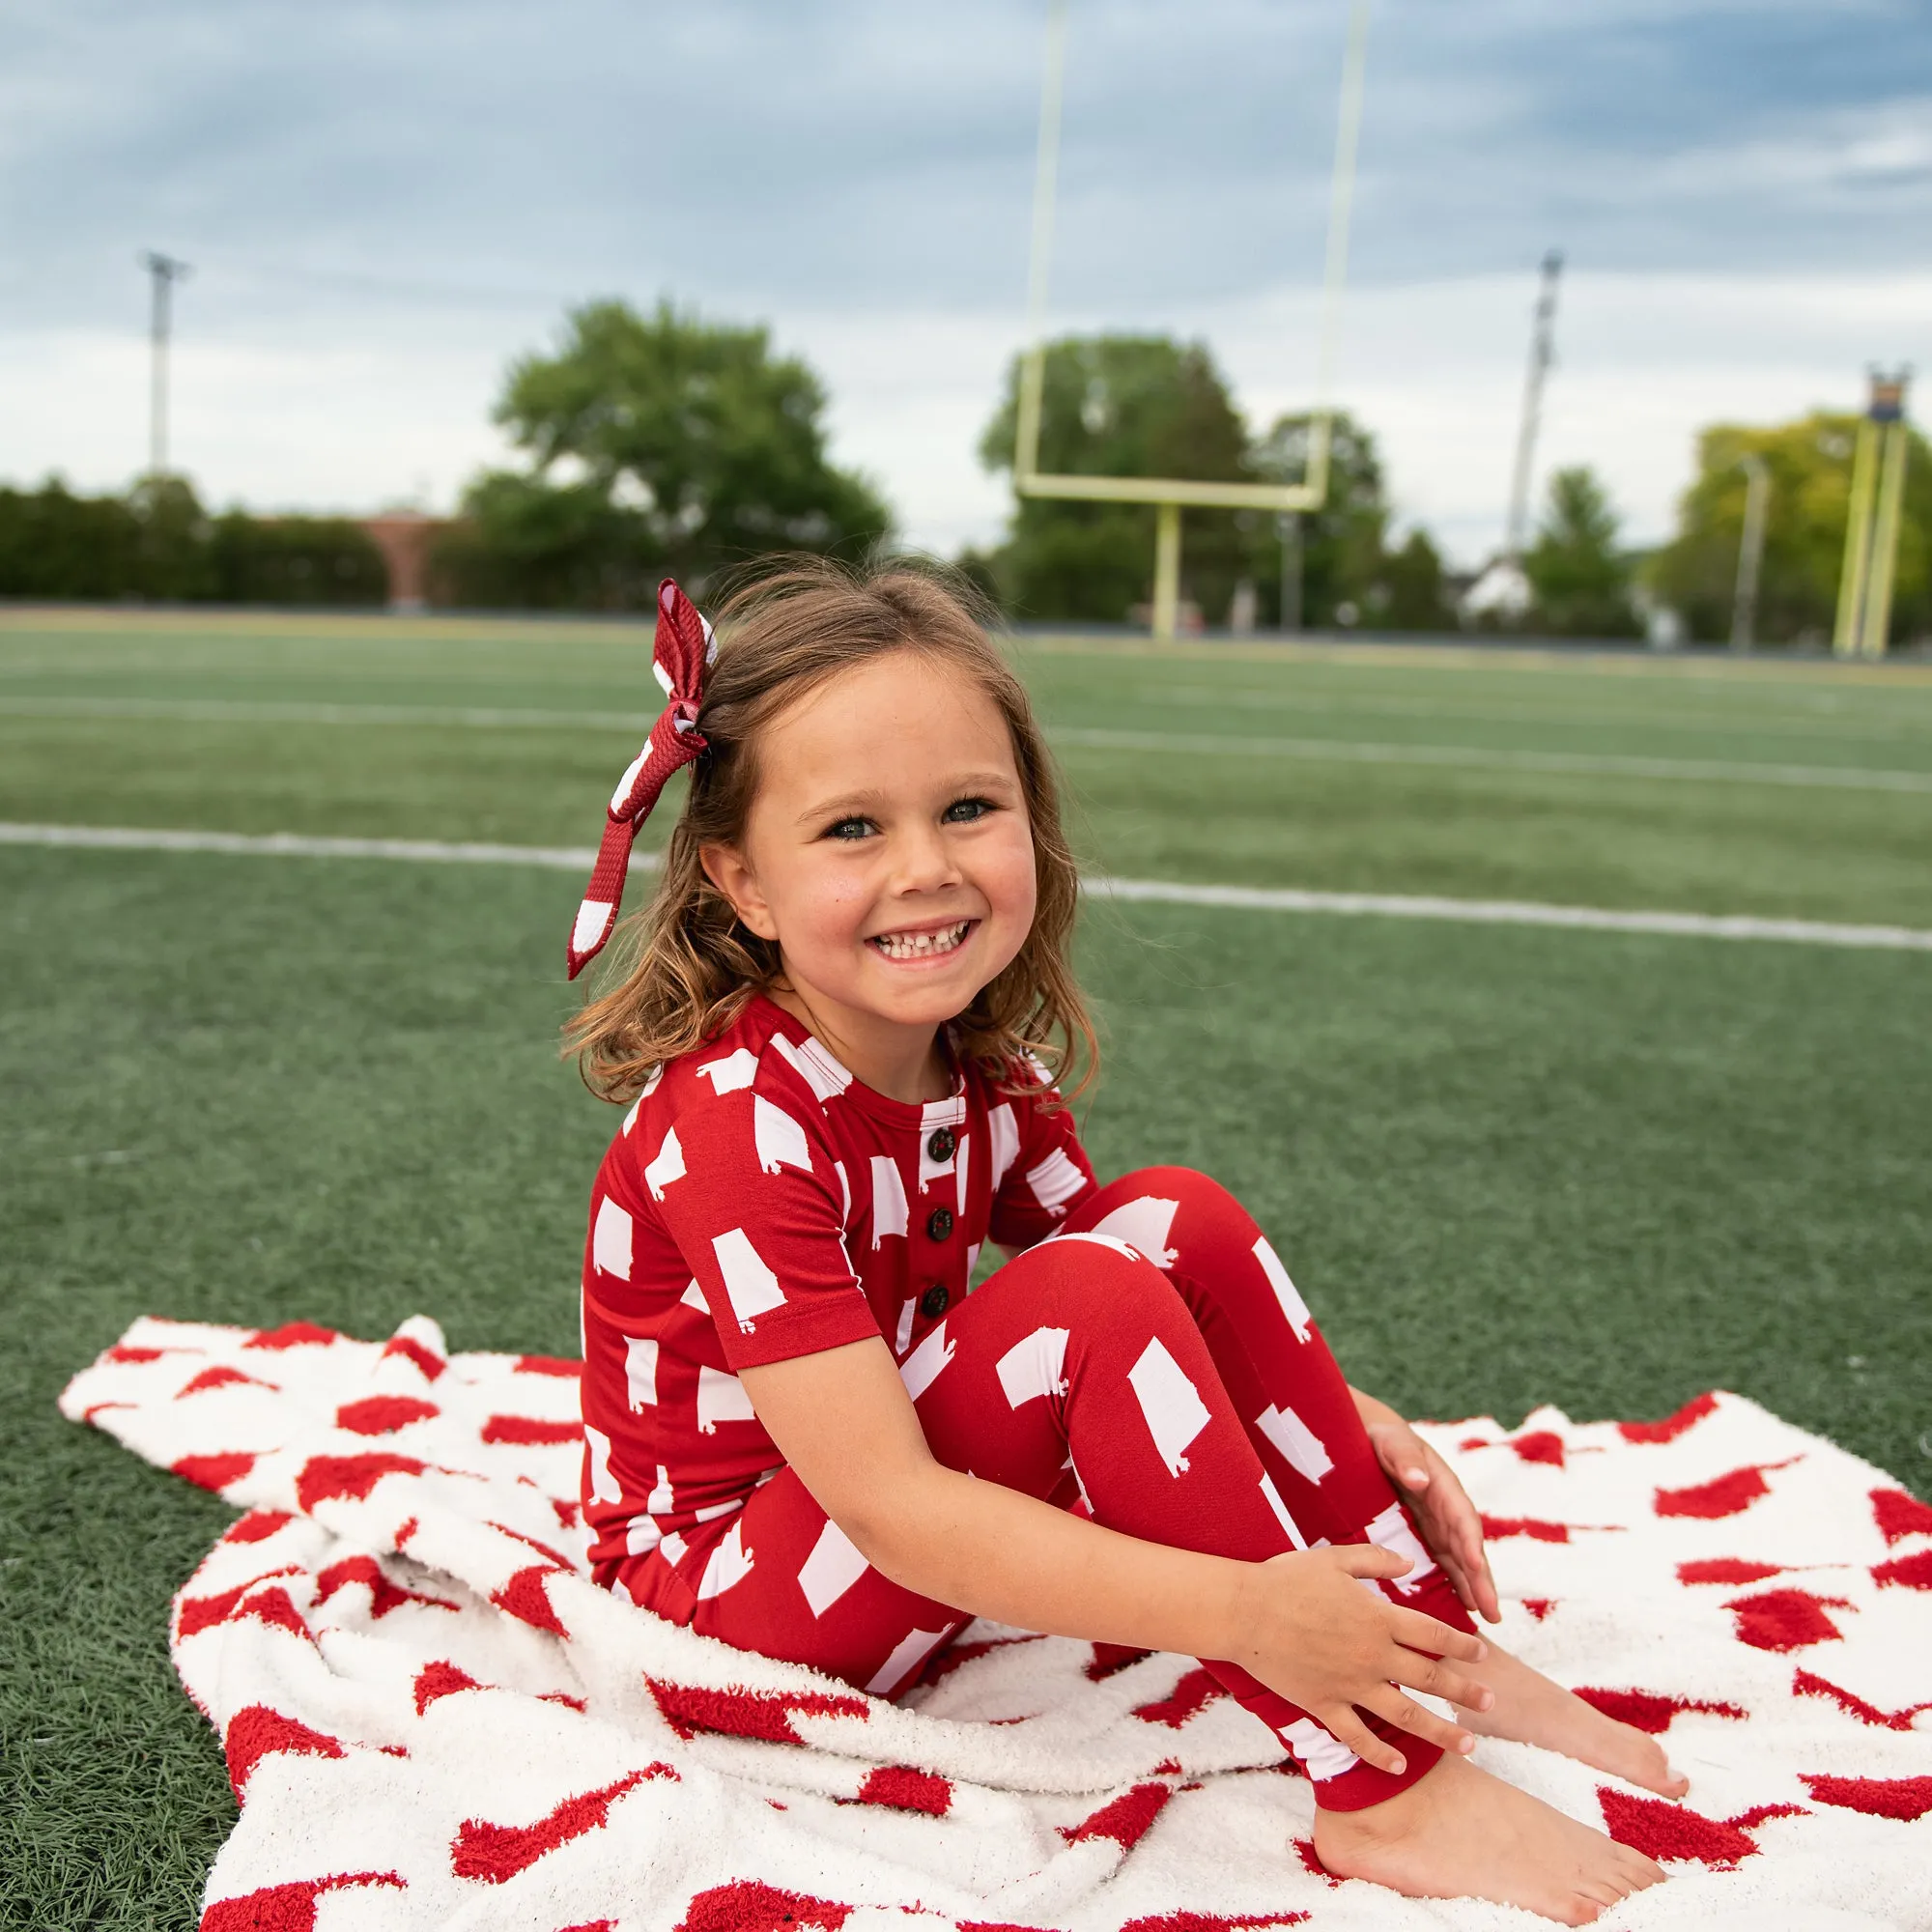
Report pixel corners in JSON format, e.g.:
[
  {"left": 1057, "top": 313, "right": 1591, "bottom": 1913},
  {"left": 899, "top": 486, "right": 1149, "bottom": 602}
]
[{"left": 3, "top": 0, "right": 1928, "bottom": 564}]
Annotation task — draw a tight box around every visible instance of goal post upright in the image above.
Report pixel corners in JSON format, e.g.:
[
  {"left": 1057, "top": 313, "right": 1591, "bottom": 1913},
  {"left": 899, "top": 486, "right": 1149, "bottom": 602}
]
[{"left": 1011, "top": 0, "right": 1371, "bottom": 639}]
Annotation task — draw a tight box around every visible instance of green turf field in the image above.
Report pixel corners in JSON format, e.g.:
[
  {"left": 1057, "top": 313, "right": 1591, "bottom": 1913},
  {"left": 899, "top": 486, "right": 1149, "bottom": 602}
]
[{"left": 3, "top": 609, "right": 1929, "bottom": 1927}]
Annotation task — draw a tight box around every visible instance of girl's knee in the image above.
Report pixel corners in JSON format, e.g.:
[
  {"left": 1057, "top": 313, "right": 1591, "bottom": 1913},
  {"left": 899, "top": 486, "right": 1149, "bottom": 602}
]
[
  {"left": 1001, "top": 1227, "right": 1189, "bottom": 1324},
  {"left": 1083, "top": 1166, "right": 1263, "bottom": 1246}
]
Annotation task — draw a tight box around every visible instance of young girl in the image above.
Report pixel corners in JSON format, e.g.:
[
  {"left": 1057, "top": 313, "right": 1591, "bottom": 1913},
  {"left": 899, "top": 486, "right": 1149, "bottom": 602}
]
[{"left": 566, "top": 563, "right": 1682, "bottom": 1925}]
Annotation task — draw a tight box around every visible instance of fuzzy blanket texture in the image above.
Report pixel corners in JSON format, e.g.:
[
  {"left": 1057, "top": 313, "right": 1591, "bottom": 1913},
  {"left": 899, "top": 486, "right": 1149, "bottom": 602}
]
[{"left": 61, "top": 1315, "right": 1932, "bottom": 1932}]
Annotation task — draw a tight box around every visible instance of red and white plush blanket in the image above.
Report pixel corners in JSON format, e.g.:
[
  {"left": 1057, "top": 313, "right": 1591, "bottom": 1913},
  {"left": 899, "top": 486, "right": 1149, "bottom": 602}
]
[{"left": 62, "top": 1316, "right": 1932, "bottom": 1932}]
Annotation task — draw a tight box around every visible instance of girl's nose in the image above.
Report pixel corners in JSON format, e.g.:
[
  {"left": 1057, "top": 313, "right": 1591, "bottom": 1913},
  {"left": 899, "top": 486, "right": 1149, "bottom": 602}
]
[{"left": 891, "top": 821, "right": 962, "bottom": 894}]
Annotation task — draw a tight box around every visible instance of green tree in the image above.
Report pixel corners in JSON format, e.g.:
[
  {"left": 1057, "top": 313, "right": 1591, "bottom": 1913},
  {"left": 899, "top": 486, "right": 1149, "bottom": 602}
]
[
  {"left": 1378, "top": 526, "right": 1456, "bottom": 631},
  {"left": 1247, "top": 412, "right": 1392, "bottom": 629},
  {"left": 441, "top": 300, "right": 890, "bottom": 609},
  {"left": 979, "top": 335, "right": 1253, "bottom": 622},
  {"left": 1651, "top": 412, "right": 1931, "bottom": 646},
  {"left": 1521, "top": 466, "right": 1640, "bottom": 638}
]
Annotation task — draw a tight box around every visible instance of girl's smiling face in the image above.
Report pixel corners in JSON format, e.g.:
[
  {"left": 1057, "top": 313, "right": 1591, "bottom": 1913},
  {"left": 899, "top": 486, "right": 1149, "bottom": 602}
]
[{"left": 700, "top": 648, "right": 1038, "bottom": 1096}]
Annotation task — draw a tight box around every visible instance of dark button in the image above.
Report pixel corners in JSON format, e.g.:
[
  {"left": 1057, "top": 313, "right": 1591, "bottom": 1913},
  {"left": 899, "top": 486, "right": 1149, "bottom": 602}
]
[
  {"left": 925, "top": 1206, "right": 954, "bottom": 1241},
  {"left": 921, "top": 1283, "right": 951, "bottom": 1320},
  {"left": 926, "top": 1126, "right": 956, "bottom": 1163}
]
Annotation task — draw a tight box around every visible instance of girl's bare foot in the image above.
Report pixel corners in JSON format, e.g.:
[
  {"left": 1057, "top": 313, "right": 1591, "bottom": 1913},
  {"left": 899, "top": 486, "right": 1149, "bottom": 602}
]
[
  {"left": 1456, "top": 1643, "right": 1690, "bottom": 1798},
  {"left": 1313, "top": 1752, "right": 1665, "bottom": 1925}
]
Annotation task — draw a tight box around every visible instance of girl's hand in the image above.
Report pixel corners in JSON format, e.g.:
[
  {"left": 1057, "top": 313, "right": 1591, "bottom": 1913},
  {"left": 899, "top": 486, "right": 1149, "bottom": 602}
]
[
  {"left": 1356, "top": 1399, "right": 1502, "bottom": 1625},
  {"left": 1235, "top": 1545, "right": 1492, "bottom": 1775}
]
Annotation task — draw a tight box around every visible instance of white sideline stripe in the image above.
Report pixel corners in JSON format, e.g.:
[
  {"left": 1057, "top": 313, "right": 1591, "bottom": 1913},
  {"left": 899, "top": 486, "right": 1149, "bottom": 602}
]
[
  {"left": 0, "top": 821, "right": 610, "bottom": 869},
  {"left": 4, "top": 822, "right": 1929, "bottom": 952},
  {"left": 1053, "top": 724, "right": 1932, "bottom": 796},
  {"left": 1082, "top": 874, "right": 1932, "bottom": 952},
  {"left": 0, "top": 696, "right": 654, "bottom": 732},
  {"left": 5, "top": 695, "right": 1929, "bottom": 795}
]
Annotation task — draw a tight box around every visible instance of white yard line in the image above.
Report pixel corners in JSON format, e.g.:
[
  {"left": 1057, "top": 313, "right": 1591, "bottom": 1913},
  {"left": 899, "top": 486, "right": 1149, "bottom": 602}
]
[
  {"left": 6, "top": 821, "right": 1929, "bottom": 952},
  {"left": 1051, "top": 725, "right": 1932, "bottom": 796},
  {"left": 5, "top": 696, "right": 1929, "bottom": 794}
]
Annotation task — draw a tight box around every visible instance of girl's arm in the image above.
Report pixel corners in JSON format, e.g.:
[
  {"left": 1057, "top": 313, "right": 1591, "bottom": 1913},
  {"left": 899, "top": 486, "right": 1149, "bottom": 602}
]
[
  {"left": 741, "top": 1339, "right": 1492, "bottom": 1774},
  {"left": 1349, "top": 1385, "right": 1501, "bottom": 1624}
]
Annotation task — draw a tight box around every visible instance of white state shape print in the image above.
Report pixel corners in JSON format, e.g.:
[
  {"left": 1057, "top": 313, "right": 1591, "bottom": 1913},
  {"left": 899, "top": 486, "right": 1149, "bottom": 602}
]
[
  {"left": 1027, "top": 1149, "right": 1087, "bottom": 1217},
  {"left": 1085, "top": 1196, "right": 1180, "bottom": 1268},
  {"left": 572, "top": 899, "right": 613, "bottom": 956},
  {"left": 624, "top": 1511, "right": 661, "bottom": 1557},
  {"left": 997, "top": 1326, "right": 1070, "bottom": 1408},
  {"left": 696, "top": 1520, "right": 755, "bottom": 1600},
  {"left": 711, "top": 1228, "right": 786, "bottom": 1330},
  {"left": 643, "top": 1126, "right": 686, "bottom": 1201},
  {"left": 1280, "top": 1716, "right": 1360, "bottom": 1782},
  {"left": 899, "top": 1321, "right": 955, "bottom": 1402},
  {"left": 770, "top": 1031, "right": 853, "bottom": 1101},
  {"left": 620, "top": 1095, "right": 641, "bottom": 1136},
  {"left": 987, "top": 1103, "right": 1019, "bottom": 1191},
  {"left": 753, "top": 1095, "right": 812, "bottom": 1176},
  {"left": 1364, "top": 1501, "right": 1436, "bottom": 1594},
  {"left": 624, "top": 1335, "right": 658, "bottom": 1410},
  {"left": 696, "top": 1047, "right": 759, "bottom": 1095},
  {"left": 833, "top": 1160, "right": 850, "bottom": 1221},
  {"left": 798, "top": 1517, "right": 870, "bottom": 1617},
  {"left": 696, "top": 1363, "right": 758, "bottom": 1434},
  {"left": 1045, "top": 1232, "right": 1142, "bottom": 1263},
  {"left": 1252, "top": 1236, "right": 1312, "bottom": 1343},
  {"left": 866, "top": 1625, "right": 953, "bottom": 1696},
  {"left": 1259, "top": 1472, "right": 1308, "bottom": 1549},
  {"left": 646, "top": 1464, "right": 675, "bottom": 1513},
  {"left": 1127, "top": 1337, "right": 1211, "bottom": 1476},
  {"left": 680, "top": 1278, "right": 708, "bottom": 1313},
  {"left": 870, "top": 1155, "right": 909, "bottom": 1248},
  {"left": 1256, "top": 1403, "right": 1335, "bottom": 1486},
  {"left": 591, "top": 1197, "right": 634, "bottom": 1281},
  {"left": 583, "top": 1422, "right": 623, "bottom": 1505},
  {"left": 917, "top": 1096, "right": 965, "bottom": 1192}
]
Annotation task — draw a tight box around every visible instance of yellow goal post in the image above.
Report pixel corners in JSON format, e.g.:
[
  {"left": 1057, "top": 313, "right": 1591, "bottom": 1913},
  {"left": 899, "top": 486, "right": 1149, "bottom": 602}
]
[{"left": 1010, "top": 0, "right": 1373, "bottom": 638}]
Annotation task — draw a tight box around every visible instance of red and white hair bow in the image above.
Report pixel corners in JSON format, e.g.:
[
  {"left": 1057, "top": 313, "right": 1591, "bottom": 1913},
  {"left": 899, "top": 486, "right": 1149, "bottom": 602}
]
[{"left": 566, "top": 578, "right": 718, "bottom": 979}]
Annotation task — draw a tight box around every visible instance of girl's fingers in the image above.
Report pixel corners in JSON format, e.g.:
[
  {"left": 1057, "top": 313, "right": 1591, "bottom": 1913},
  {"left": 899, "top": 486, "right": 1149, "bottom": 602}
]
[
  {"left": 1360, "top": 1684, "right": 1476, "bottom": 1756},
  {"left": 1394, "top": 1653, "right": 1492, "bottom": 1712},
  {"left": 1319, "top": 1706, "right": 1406, "bottom": 1776},
  {"left": 1388, "top": 1606, "right": 1487, "bottom": 1662}
]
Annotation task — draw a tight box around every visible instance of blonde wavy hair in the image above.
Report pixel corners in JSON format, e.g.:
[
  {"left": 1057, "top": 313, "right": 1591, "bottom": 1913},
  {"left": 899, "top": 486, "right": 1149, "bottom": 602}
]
[{"left": 566, "top": 556, "right": 1097, "bottom": 1105}]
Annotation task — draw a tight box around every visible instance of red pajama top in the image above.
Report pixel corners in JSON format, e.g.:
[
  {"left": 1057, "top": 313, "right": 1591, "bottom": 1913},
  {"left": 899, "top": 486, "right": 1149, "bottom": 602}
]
[{"left": 578, "top": 993, "right": 1097, "bottom": 1598}]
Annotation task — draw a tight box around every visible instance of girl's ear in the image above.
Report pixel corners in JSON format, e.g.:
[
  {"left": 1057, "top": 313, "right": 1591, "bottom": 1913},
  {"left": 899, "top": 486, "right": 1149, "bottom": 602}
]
[{"left": 699, "top": 843, "right": 780, "bottom": 942}]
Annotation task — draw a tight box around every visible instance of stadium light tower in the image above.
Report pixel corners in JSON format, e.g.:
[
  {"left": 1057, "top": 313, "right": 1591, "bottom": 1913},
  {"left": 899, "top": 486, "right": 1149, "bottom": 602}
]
[
  {"left": 1012, "top": 0, "right": 1372, "bottom": 639},
  {"left": 139, "top": 250, "right": 192, "bottom": 479},
  {"left": 1503, "top": 250, "right": 1562, "bottom": 562}
]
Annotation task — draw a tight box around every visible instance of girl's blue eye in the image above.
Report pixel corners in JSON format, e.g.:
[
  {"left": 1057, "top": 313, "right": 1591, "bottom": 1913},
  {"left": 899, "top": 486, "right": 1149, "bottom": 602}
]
[
  {"left": 827, "top": 816, "right": 874, "bottom": 840},
  {"left": 944, "top": 797, "right": 993, "bottom": 824}
]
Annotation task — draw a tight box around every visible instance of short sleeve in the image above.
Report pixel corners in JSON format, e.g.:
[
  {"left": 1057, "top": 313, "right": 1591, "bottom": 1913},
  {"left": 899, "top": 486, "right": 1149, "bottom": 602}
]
[
  {"left": 987, "top": 1075, "right": 1097, "bottom": 1252},
  {"left": 637, "top": 1081, "right": 880, "bottom": 1371}
]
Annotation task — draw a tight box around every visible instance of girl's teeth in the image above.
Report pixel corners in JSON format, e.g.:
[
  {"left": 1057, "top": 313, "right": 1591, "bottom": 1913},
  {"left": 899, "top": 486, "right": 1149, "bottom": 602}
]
[{"left": 875, "top": 922, "right": 968, "bottom": 960}]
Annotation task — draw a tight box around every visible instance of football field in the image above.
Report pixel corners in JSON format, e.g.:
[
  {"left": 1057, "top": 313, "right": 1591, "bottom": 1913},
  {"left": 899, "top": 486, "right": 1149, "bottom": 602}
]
[{"left": 3, "top": 607, "right": 1930, "bottom": 1926}]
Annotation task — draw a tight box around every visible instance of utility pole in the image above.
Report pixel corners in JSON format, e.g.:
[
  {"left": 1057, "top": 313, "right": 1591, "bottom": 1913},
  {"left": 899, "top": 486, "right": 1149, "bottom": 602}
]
[
  {"left": 1504, "top": 250, "right": 1562, "bottom": 562},
  {"left": 139, "top": 250, "right": 192, "bottom": 479},
  {"left": 1834, "top": 368, "right": 1912, "bottom": 659},
  {"left": 1730, "top": 453, "right": 1770, "bottom": 652}
]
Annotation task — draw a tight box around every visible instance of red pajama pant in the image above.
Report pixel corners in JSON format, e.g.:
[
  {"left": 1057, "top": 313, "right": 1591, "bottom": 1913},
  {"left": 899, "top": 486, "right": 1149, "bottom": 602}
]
[{"left": 615, "top": 1168, "right": 1474, "bottom": 1810}]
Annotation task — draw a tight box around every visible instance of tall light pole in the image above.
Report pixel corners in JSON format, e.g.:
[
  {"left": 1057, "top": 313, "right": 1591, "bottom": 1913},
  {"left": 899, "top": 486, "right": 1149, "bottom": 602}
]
[
  {"left": 139, "top": 250, "right": 192, "bottom": 479},
  {"left": 1730, "top": 453, "right": 1770, "bottom": 652},
  {"left": 1504, "top": 250, "right": 1562, "bottom": 562}
]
